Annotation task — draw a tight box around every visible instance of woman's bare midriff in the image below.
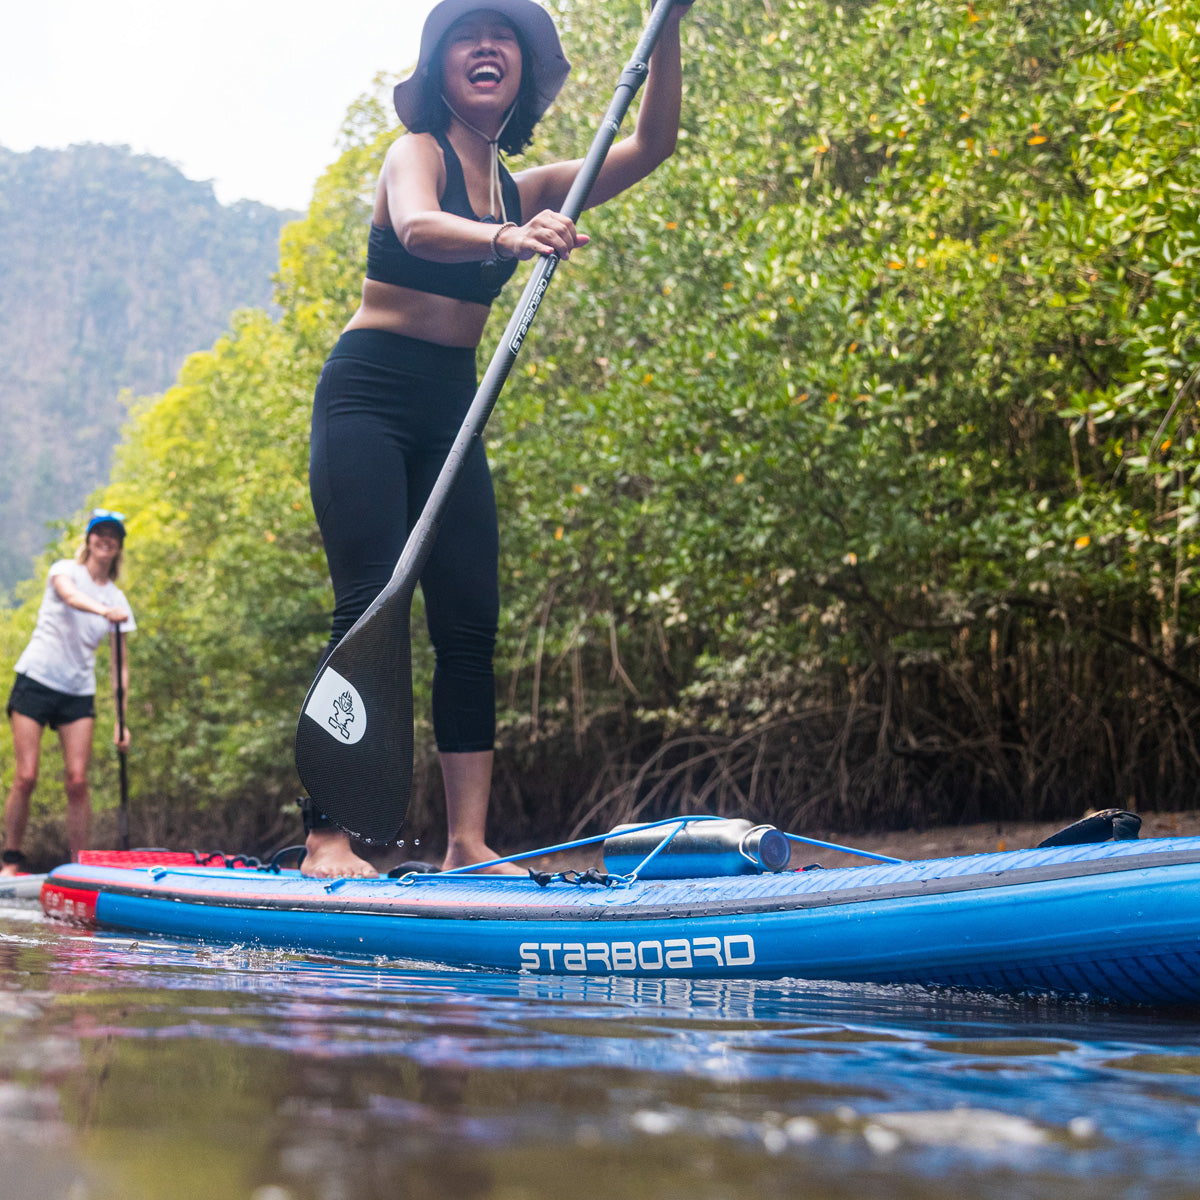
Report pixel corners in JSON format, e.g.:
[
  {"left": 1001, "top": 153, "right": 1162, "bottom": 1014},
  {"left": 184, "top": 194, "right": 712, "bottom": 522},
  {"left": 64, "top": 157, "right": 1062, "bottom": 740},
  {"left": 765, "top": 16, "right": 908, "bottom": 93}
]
[{"left": 345, "top": 279, "right": 492, "bottom": 348}]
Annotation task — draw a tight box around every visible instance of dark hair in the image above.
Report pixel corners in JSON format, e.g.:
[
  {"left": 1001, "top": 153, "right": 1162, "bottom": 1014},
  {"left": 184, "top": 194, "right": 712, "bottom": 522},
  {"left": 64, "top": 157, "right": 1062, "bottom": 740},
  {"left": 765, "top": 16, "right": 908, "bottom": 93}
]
[{"left": 405, "top": 24, "right": 540, "bottom": 155}]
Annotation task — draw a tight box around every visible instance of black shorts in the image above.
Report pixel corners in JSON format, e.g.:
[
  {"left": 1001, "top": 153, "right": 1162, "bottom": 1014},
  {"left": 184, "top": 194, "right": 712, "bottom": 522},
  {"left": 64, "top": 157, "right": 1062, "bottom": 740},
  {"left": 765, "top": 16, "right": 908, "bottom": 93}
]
[{"left": 6, "top": 673, "right": 95, "bottom": 729}]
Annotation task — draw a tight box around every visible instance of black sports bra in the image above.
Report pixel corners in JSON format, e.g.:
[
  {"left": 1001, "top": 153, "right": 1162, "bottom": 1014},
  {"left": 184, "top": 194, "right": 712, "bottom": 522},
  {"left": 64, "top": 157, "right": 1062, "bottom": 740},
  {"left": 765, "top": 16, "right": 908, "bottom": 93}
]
[{"left": 366, "top": 131, "right": 523, "bottom": 305}]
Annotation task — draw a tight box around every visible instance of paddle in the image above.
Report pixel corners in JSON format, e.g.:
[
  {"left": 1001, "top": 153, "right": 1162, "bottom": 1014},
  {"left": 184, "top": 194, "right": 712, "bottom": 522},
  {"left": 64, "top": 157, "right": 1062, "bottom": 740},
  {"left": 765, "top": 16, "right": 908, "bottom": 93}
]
[
  {"left": 295, "top": 0, "right": 686, "bottom": 844},
  {"left": 111, "top": 622, "right": 130, "bottom": 850}
]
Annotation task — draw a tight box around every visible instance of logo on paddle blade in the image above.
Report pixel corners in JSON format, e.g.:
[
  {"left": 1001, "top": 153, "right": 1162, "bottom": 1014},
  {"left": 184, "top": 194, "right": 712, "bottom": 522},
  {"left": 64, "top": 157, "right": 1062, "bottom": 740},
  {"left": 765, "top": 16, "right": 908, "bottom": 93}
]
[{"left": 303, "top": 666, "right": 367, "bottom": 745}]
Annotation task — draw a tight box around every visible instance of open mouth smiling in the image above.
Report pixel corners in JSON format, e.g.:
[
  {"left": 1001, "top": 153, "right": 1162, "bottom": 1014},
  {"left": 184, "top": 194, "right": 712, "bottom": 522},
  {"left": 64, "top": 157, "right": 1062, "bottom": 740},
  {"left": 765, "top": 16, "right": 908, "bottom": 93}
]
[{"left": 468, "top": 62, "right": 504, "bottom": 86}]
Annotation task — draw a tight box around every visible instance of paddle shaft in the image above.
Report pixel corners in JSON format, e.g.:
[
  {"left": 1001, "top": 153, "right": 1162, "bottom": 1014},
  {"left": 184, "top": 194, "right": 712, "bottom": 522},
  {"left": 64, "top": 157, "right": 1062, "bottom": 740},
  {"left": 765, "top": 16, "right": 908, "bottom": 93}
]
[
  {"left": 111, "top": 622, "right": 129, "bottom": 850},
  {"left": 351, "top": 0, "right": 682, "bottom": 628}
]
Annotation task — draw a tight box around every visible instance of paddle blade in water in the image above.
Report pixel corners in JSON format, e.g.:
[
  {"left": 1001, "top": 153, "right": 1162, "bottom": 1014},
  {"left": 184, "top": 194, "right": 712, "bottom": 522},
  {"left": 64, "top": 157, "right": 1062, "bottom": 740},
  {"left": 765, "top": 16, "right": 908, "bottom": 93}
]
[{"left": 294, "top": 605, "right": 414, "bottom": 844}]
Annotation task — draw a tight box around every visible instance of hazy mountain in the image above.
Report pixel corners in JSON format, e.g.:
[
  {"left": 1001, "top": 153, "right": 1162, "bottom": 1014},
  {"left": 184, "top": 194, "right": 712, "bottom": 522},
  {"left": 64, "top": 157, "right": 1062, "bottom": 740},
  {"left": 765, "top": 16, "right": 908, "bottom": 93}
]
[{"left": 0, "top": 143, "right": 298, "bottom": 592}]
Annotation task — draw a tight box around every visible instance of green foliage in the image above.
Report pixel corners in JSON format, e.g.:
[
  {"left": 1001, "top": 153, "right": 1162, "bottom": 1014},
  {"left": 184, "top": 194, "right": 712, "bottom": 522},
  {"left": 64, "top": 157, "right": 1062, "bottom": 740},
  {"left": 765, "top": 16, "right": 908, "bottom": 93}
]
[
  {"left": 102, "top": 314, "right": 325, "bottom": 811},
  {"left": 4, "top": 0, "right": 1199, "bottom": 849},
  {"left": 489, "top": 0, "right": 1200, "bottom": 828}
]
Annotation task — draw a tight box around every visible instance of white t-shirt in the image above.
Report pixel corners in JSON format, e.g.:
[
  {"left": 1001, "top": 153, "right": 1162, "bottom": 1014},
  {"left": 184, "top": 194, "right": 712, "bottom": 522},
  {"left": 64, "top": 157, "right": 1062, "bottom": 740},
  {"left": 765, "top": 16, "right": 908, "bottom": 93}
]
[{"left": 13, "top": 560, "right": 137, "bottom": 696}]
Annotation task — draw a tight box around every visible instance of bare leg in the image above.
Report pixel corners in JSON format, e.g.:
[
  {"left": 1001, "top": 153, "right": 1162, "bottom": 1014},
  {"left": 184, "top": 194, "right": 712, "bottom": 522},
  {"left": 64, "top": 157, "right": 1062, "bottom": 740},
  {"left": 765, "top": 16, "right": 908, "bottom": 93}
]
[
  {"left": 58, "top": 717, "right": 95, "bottom": 862},
  {"left": 440, "top": 750, "right": 522, "bottom": 874},
  {"left": 2, "top": 713, "right": 43, "bottom": 874},
  {"left": 301, "top": 828, "right": 378, "bottom": 879}
]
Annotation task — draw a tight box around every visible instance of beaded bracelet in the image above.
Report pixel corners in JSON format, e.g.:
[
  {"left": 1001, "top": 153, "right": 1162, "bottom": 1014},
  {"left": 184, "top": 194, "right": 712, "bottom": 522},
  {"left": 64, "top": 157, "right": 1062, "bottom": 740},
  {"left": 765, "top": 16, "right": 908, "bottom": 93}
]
[{"left": 486, "top": 221, "right": 517, "bottom": 265}]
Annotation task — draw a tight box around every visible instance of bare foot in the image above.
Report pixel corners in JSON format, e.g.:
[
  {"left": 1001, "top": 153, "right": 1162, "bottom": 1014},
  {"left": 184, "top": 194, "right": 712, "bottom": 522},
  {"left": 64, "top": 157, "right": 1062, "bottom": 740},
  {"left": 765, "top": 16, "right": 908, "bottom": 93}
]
[
  {"left": 301, "top": 830, "right": 378, "bottom": 879},
  {"left": 442, "top": 842, "right": 526, "bottom": 876}
]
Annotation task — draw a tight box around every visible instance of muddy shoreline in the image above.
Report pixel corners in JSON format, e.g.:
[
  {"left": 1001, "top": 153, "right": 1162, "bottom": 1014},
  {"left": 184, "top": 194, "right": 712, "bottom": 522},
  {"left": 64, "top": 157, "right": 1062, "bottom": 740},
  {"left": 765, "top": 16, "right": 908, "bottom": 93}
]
[{"left": 801, "top": 809, "right": 1200, "bottom": 867}]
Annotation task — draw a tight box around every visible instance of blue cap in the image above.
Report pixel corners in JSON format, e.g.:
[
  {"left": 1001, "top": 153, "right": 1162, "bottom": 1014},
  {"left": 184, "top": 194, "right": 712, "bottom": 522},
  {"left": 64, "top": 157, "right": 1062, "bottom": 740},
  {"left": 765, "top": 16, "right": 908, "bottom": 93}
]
[{"left": 86, "top": 508, "right": 127, "bottom": 539}]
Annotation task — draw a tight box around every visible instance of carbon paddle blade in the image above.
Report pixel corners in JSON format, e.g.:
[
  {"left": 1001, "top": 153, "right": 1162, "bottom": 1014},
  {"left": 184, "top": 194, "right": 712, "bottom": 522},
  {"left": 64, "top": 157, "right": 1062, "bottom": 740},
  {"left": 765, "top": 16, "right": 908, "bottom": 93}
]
[{"left": 294, "top": 601, "right": 415, "bottom": 844}]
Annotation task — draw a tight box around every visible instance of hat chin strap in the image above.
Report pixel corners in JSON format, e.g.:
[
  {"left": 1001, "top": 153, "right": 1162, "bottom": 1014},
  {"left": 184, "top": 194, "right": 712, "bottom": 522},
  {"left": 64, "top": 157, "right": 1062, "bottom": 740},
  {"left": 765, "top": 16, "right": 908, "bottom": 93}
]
[{"left": 440, "top": 96, "right": 515, "bottom": 223}]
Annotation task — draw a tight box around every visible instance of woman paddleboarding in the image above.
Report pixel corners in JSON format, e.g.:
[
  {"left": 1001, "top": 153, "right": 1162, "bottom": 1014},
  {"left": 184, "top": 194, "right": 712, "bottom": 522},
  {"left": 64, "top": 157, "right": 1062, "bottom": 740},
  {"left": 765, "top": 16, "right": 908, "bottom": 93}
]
[
  {"left": 301, "top": 0, "right": 692, "bottom": 877},
  {"left": 2, "top": 510, "right": 135, "bottom": 874}
]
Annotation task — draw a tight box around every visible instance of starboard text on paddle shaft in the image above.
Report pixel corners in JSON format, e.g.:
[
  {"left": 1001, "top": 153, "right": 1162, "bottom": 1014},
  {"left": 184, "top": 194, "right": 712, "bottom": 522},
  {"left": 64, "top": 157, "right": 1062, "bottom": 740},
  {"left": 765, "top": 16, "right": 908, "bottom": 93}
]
[{"left": 509, "top": 258, "right": 558, "bottom": 354}]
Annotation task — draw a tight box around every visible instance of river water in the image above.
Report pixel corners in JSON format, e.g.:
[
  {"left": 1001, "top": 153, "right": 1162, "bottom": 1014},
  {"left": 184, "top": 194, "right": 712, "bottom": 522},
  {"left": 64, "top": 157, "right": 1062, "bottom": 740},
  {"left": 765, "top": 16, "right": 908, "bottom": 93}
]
[{"left": 3, "top": 900, "right": 1200, "bottom": 1200}]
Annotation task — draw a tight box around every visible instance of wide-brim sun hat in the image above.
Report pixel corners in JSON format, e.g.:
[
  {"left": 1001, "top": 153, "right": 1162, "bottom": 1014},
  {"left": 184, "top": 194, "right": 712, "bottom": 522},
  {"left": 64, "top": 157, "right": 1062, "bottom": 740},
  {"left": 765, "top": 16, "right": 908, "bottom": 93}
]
[{"left": 394, "top": 0, "right": 571, "bottom": 129}]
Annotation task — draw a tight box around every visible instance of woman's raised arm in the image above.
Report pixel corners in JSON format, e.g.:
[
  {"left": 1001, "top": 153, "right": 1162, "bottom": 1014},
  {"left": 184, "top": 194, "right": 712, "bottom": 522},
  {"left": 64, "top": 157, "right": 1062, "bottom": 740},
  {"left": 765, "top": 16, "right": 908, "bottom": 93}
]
[{"left": 515, "top": 2, "right": 688, "bottom": 217}]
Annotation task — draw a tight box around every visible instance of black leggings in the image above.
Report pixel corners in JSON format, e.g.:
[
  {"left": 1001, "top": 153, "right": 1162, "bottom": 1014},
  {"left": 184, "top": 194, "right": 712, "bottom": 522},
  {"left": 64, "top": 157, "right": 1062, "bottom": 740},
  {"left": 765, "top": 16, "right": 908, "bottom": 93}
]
[{"left": 309, "top": 329, "right": 498, "bottom": 753}]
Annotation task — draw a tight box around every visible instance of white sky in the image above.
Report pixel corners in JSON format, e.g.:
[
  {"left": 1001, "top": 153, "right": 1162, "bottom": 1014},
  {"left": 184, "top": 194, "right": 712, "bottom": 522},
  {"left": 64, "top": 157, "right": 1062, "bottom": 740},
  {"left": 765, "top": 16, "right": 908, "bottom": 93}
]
[{"left": 0, "top": 0, "right": 430, "bottom": 212}]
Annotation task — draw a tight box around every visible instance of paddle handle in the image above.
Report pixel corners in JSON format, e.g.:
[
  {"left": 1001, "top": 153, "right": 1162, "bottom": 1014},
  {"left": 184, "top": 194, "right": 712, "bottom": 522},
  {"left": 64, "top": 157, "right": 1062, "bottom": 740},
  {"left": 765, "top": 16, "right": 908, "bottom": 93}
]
[{"left": 359, "top": 0, "right": 682, "bottom": 623}]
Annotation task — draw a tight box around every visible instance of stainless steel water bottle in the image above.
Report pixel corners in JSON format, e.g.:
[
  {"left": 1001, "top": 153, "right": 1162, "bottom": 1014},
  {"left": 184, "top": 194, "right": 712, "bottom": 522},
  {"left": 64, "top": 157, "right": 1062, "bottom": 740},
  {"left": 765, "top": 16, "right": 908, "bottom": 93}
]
[{"left": 602, "top": 818, "right": 792, "bottom": 879}]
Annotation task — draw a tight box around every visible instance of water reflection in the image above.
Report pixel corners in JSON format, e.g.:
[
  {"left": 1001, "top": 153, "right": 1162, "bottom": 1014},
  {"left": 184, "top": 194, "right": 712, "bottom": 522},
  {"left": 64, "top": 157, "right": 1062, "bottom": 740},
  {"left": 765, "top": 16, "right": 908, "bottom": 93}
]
[{"left": 2, "top": 909, "right": 1200, "bottom": 1200}]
